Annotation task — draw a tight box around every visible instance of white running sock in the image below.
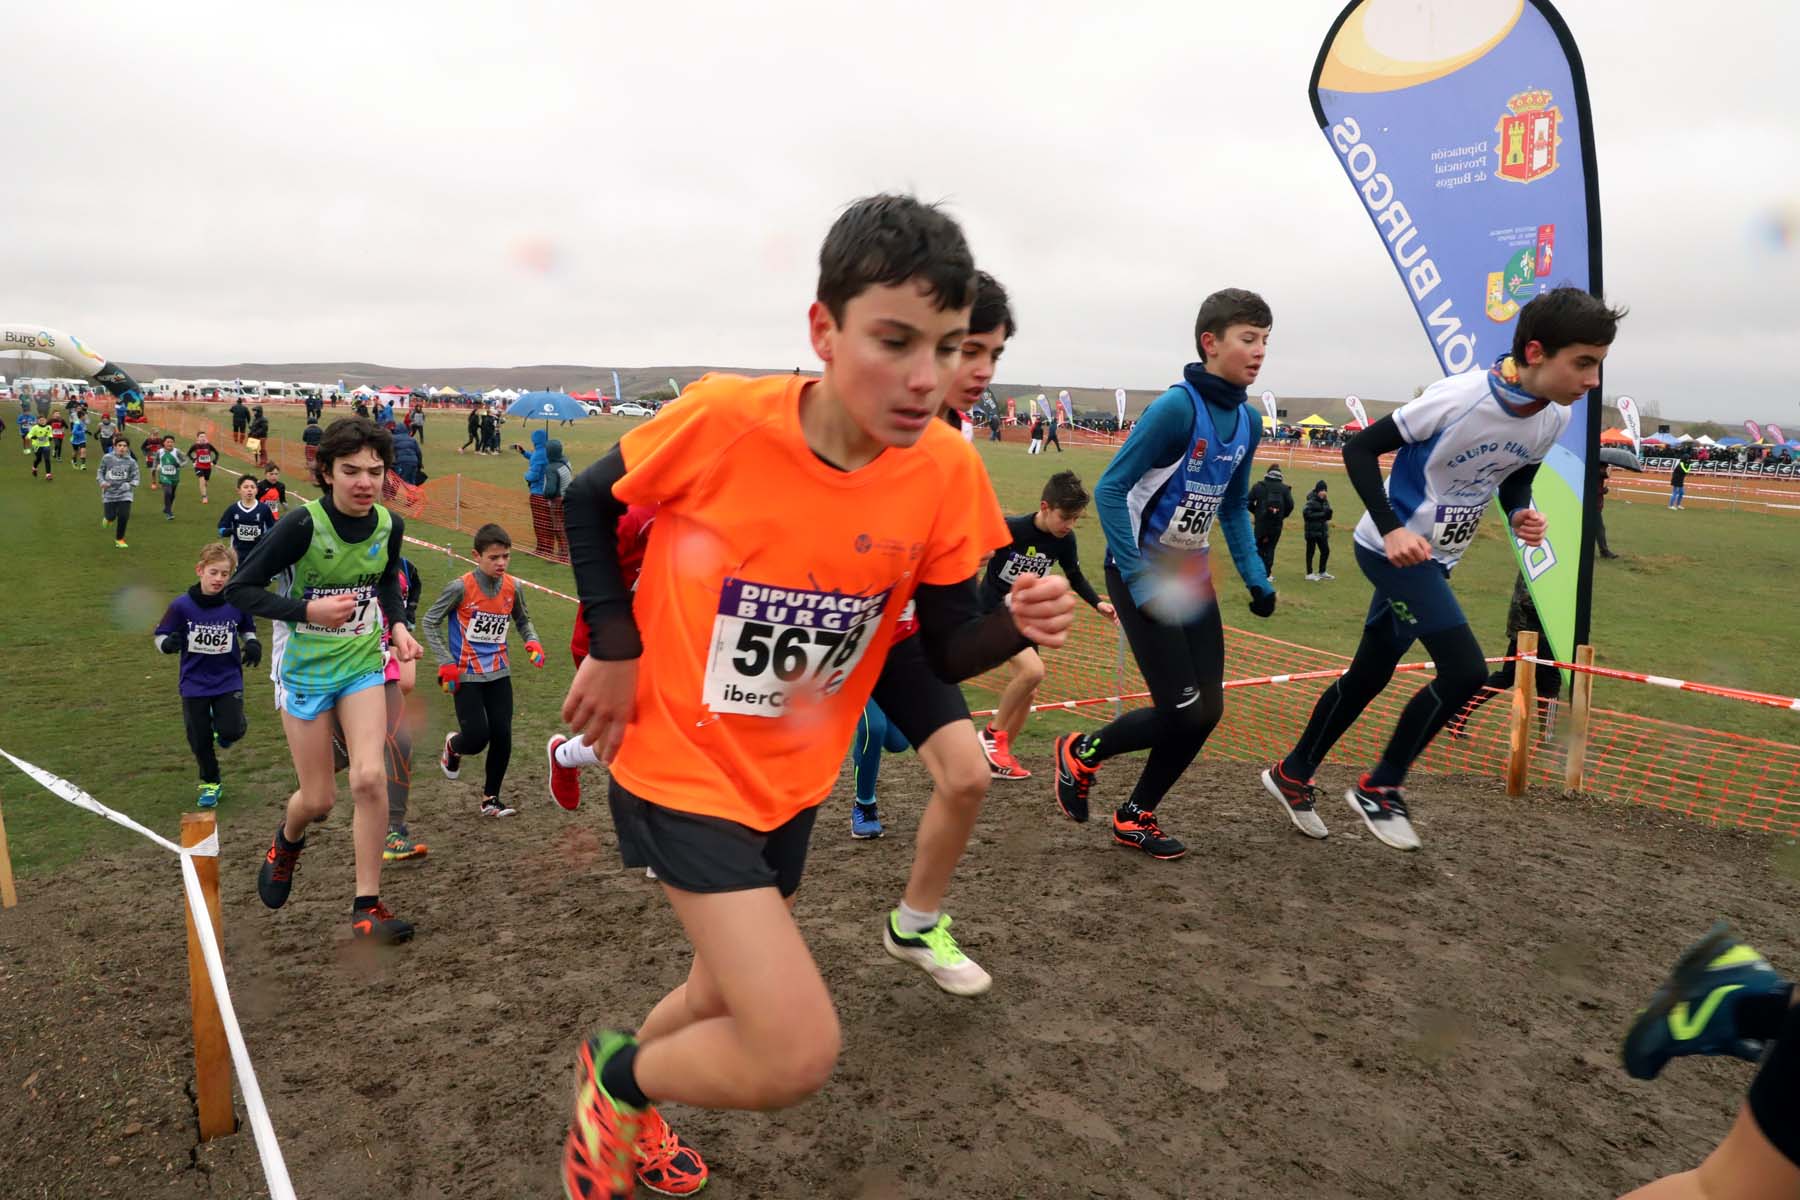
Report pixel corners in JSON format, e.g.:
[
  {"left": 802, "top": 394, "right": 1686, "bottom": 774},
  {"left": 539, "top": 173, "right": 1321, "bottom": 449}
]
[
  {"left": 555, "top": 734, "right": 601, "bottom": 769},
  {"left": 897, "top": 901, "right": 940, "bottom": 935}
]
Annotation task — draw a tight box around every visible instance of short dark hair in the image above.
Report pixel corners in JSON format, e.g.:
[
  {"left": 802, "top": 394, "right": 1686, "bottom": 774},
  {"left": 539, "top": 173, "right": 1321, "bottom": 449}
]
[
  {"left": 969, "top": 270, "right": 1017, "bottom": 339},
  {"left": 1511, "top": 287, "right": 1627, "bottom": 362},
  {"left": 473, "top": 523, "right": 512, "bottom": 554},
  {"left": 816, "top": 194, "right": 976, "bottom": 324},
  {"left": 1041, "top": 470, "right": 1089, "bottom": 514},
  {"left": 1194, "top": 288, "right": 1273, "bottom": 361},
  {"left": 236, "top": 474, "right": 257, "bottom": 490},
  {"left": 311, "top": 416, "right": 392, "bottom": 489}
]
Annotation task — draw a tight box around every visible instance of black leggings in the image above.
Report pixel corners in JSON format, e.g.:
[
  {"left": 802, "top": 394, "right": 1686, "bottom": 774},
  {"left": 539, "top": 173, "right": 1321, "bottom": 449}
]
[
  {"left": 461, "top": 427, "right": 479, "bottom": 451},
  {"left": 1283, "top": 618, "right": 1488, "bottom": 787},
  {"left": 1305, "top": 534, "right": 1330, "bottom": 574},
  {"left": 162, "top": 476, "right": 179, "bottom": 514},
  {"left": 1456, "top": 631, "right": 1562, "bottom": 728},
  {"left": 183, "top": 692, "right": 247, "bottom": 784},
  {"left": 1749, "top": 1000, "right": 1800, "bottom": 1168},
  {"left": 1079, "top": 564, "right": 1225, "bottom": 813},
  {"left": 451, "top": 676, "right": 513, "bottom": 797},
  {"left": 32, "top": 447, "right": 51, "bottom": 472},
  {"left": 104, "top": 499, "right": 131, "bottom": 540}
]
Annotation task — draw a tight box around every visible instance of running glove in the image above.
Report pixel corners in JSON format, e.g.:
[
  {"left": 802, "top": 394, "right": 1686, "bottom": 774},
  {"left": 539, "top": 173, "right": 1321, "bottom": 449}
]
[
  {"left": 1248, "top": 588, "right": 1277, "bottom": 619},
  {"left": 525, "top": 640, "right": 546, "bottom": 668},
  {"left": 437, "top": 663, "right": 463, "bottom": 693},
  {"left": 240, "top": 636, "right": 261, "bottom": 668},
  {"left": 155, "top": 634, "right": 181, "bottom": 654}
]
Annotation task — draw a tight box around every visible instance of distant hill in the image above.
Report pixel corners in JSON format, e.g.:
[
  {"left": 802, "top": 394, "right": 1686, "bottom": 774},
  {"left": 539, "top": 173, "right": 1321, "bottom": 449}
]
[{"left": 110, "top": 359, "right": 1407, "bottom": 423}]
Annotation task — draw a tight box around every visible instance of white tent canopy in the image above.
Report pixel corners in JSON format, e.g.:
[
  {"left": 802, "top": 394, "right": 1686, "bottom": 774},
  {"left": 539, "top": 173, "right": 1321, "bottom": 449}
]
[
  {"left": 1692, "top": 434, "right": 1719, "bottom": 446},
  {"left": 351, "top": 385, "right": 378, "bottom": 396}
]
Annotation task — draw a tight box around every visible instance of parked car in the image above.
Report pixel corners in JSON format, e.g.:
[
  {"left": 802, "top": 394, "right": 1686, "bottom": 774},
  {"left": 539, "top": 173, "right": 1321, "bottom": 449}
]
[{"left": 613, "top": 403, "right": 654, "bottom": 418}]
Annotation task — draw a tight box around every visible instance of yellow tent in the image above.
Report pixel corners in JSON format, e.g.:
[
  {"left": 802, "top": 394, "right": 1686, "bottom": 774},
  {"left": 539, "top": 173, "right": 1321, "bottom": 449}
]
[{"left": 1296, "top": 413, "right": 1332, "bottom": 427}]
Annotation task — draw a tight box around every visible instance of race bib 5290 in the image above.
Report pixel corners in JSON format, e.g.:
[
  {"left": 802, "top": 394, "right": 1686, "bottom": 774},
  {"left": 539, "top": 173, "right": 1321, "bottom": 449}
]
[
  {"left": 997, "top": 551, "right": 1052, "bottom": 585},
  {"left": 703, "top": 579, "right": 890, "bottom": 718}
]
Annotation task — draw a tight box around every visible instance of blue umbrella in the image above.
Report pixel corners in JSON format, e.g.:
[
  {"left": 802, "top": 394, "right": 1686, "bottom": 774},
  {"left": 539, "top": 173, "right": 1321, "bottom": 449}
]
[{"left": 506, "top": 390, "right": 590, "bottom": 427}]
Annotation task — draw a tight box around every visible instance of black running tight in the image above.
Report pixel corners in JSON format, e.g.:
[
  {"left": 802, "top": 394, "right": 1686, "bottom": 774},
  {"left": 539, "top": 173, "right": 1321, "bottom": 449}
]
[
  {"left": 451, "top": 676, "right": 513, "bottom": 797},
  {"left": 1077, "top": 565, "right": 1225, "bottom": 813},
  {"left": 183, "top": 692, "right": 247, "bottom": 784},
  {"left": 1283, "top": 618, "right": 1488, "bottom": 787},
  {"left": 105, "top": 499, "right": 131, "bottom": 540}
]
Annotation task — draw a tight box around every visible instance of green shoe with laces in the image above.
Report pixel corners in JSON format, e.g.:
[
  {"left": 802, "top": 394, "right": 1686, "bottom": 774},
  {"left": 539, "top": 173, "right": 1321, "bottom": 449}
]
[
  {"left": 882, "top": 910, "right": 992, "bottom": 996},
  {"left": 196, "top": 782, "right": 221, "bottom": 809}
]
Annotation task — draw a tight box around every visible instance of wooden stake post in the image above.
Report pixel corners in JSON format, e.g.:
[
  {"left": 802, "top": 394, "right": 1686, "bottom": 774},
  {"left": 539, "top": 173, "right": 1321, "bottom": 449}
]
[
  {"left": 0, "top": 798, "right": 17, "bottom": 909},
  {"left": 1562, "top": 644, "right": 1597, "bottom": 794},
  {"left": 181, "top": 813, "right": 235, "bottom": 1139},
  {"left": 1505, "top": 631, "right": 1539, "bottom": 797}
]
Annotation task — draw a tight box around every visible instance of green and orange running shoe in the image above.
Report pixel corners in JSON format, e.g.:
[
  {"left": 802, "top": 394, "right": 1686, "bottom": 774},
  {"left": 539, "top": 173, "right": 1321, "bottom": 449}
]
[
  {"left": 1622, "top": 921, "right": 1793, "bottom": 1080},
  {"left": 634, "top": 1104, "right": 708, "bottom": 1196},
  {"left": 564, "top": 1031, "right": 647, "bottom": 1199}
]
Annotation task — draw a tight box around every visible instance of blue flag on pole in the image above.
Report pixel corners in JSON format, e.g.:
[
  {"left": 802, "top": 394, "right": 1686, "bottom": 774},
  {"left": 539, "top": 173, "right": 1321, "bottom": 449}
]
[{"left": 1309, "top": 0, "right": 1603, "bottom": 665}]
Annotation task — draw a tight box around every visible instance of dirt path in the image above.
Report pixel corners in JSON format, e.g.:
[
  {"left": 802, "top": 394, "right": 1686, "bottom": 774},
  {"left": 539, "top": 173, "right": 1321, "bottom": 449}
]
[{"left": 4, "top": 752, "right": 1791, "bottom": 1198}]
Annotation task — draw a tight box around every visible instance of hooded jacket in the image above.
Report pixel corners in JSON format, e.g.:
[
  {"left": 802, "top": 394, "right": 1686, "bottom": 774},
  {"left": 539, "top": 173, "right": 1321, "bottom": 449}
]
[
  {"left": 98, "top": 447, "right": 141, "bottom": 501},
  {"left": 390, "top": 426, "right": 423, "bottom": 483},
  {"left": 1301, "top": 482, "right": 1332, "bottom": 536},
  {"left": 522, "top": 428, "right": 549, "bottom": 495},
  {"left": 543, "top": 439, "right": 573, "bottom": 499}
]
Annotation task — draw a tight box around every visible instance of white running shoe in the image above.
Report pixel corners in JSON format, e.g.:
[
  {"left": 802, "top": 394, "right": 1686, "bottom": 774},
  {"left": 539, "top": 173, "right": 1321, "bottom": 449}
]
[
  {"left": 1260, "top": 765, "right": 1329, "bottom": 839},
  {"left": 1345, "top": 779, "right": 1420, "bottom": 851},
  {"left": 883, "top": 912, "right": 992, "bottom": 996},
  {"left": 1320, "top": 571, "right": 1335, "bottom": 580}
]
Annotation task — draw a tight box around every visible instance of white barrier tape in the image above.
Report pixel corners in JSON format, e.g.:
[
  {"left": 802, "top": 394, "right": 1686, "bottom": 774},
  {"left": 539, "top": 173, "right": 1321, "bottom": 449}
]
[
  {"left": 178, "top": 854, "right": 296, "bottom": 1200},
  {"left": 0, "top": 748, "right": 217, "bottom": 858},
  {"left": 0, "top": 746, "right": 295, "bottom": 1200}
]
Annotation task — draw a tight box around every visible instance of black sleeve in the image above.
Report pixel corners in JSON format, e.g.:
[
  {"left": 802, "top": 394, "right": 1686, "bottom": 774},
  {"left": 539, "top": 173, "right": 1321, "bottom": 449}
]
[
  {"left": 376, "top": 514, "right": 407, "bottom": 628},
  {"left": 564, "top": 445, "right": 639, "bottom": 660},
  {"left": 223, "top": 510, "right": 316, "bottom": 622},
  {"left": 913, "top": 576, "right": 1031, "bottom": 683},
  {"left": 1342, "top": 416, "right": 1408, "bottom": 536},
  {"left": 1054, "top": 537, "right": 1103, "bottom": 608},
  {"left": 1497, "top": 462, "right": 1541, "bottom": 516}
]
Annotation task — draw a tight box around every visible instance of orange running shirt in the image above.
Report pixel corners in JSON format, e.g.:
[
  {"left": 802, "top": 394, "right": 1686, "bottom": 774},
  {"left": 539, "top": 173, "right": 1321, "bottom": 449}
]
[{"left": 609, "top": 372, "right": 1008, "bottom": 830}]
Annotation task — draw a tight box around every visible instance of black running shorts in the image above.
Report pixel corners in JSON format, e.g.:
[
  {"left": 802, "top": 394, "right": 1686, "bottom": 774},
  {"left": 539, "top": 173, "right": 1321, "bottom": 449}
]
[
  {"left": 608, "top": 778, "right": 817, "bottom": 898},
  {"left": 869, "top": 631, "right": 970, "bottom": 749}
]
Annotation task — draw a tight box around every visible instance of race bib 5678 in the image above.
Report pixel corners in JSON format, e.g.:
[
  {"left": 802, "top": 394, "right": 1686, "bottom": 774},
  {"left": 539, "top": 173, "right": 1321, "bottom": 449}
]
[{"left": 704, "top": 579, "right": 890, "bottom": 718}]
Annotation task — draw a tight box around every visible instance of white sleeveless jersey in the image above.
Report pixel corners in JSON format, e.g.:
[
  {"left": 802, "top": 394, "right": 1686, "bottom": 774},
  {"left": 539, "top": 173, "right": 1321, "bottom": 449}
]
[{"left": 1352, "top": 368, "right": 1569, "bottom": 570}]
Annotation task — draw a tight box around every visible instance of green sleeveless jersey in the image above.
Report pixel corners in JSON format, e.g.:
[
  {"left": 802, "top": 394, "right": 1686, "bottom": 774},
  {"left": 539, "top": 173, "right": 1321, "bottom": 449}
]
[{"left": 270, "top": 499, "right": 393, "bottom": 695}]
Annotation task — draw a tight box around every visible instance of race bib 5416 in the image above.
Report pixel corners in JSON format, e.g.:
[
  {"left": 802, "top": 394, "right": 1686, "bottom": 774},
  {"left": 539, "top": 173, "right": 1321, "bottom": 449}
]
[
  {"left": 704, "top": 579, "right": 890, "bottom": 718},
  {"left": 465, "top": 610, "right": 510, "bottom": 645}
]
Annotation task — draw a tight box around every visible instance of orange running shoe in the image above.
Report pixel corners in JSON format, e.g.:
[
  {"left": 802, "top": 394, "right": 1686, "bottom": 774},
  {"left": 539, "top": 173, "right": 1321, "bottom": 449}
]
[
  {"left": 634, "top": 1105, "right": 709, "bottom": 1196},
  {"left": 1051, "top": 732, "right": 1097, "bottom": 822},
  {"left": 564, "top": 1031, "right": 645, "bottom": 1200},
  {"left": 979, "top": 725, "right": 1031, "bottom": 780}
]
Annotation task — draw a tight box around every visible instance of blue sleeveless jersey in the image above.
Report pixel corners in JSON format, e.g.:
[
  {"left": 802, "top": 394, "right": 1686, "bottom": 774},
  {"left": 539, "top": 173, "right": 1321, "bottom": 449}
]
[{"left": 1126, "top": 380, "right": 1256, "bottom": 559}]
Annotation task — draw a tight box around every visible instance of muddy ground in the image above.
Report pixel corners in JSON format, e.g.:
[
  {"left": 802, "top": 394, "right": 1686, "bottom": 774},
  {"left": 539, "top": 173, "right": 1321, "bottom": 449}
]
[{"left": 4, "top": 748, "right": 1795, "bottom": 1199}]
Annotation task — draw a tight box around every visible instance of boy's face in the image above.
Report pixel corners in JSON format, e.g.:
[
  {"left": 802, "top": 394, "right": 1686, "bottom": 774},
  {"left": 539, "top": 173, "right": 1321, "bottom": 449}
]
[
  {"left": 266, "top": 466, "right": 280, "bottom": 480},
  {"left": 809, "top": 280, "right": 969, "bottom": 447},
  {"left": 1521, "top": 340, "right": 1608, "bottom": 406},
  {"left": 946, "top": 326, "right": 1008, "bottom": 415},
  {"left": 1039, "top": 503, "right": 1083, "bottom": 537},
  {"left": 238, "top": 478, "right": 257, "bottom": 502},
  {"left": 113, "top": 439, "right": 128, "bottom": 453},
  {"left": 1200, "top": 322, "right": 1270, "bottom": 389},
  {"left": 325, "top": 449, "right": 383, "bottom": 513},
  {"left": 196, "top": 561, "right": 232, "bottom": 594},
  {"left": 475, "top": 544, "right": 511, "bottom": 578},
  {"left": 162, "top": 438, "right": 174, "bottom": 449}
]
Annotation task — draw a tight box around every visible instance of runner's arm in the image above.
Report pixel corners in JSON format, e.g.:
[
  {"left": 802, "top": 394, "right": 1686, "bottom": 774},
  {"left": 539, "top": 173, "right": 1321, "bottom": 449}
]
[
  {"left": 1093, "top": 388, "right": 1191, "bottom": 598},
  {"left": 564, "top": 446, "right": 640, "bottom": 660},
  {"left": 153, "top": 601, "right": 185, "bottom": 654},
  {"left": 419, "top": 578, "right": 463, "bottom": 665},
  {"left": 375, "top": 516, "right": 408, "bottom": 631},
  {"left": 1217, "top": 414, "right": 1271, "bottom": 596},
  {"left": 510, "top": 584, "right": 540, "bottom": 646},
  {"left": 1497, "top": 462, "right": 1541, "bottom": 518},
  {"left": 912, "top": 577, "right": 1031, "bottom": 683},
  {"left": 401, "top": 560, "right": 422, "bottom": 628},
  {"left": 216, "top": 508, "right": 233, "bottom": 538},
  {"left": 222, "top": 510, "right": 316, "bottom": 622},
  {"left": 1053, "top": 537, "right": 1103, "bottom": 609},
  {"left": 1342, "top": 416, "right": 1408, "bottom": 534}
]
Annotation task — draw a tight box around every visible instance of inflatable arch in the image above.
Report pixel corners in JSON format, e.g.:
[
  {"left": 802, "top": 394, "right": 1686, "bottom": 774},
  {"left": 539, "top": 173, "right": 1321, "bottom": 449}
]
[{"left": 2, "top": 324, "right": 148, "bottom": 420}]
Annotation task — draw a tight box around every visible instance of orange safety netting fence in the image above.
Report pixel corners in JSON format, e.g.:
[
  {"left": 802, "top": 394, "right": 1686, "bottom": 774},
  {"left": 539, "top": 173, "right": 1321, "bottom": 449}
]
[{"left": 148, "top": 403, "right": 1800, "bottom": 834}]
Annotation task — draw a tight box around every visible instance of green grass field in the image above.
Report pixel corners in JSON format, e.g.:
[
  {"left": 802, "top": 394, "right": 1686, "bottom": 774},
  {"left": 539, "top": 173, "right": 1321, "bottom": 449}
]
[{"left": 2, "top": 401, "right": 1793, "bottom": 879}]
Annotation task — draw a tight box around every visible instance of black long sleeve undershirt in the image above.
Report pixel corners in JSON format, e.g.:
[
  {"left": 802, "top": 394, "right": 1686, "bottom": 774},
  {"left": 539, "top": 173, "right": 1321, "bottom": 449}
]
[
  {"left": 223, "top": 495, "right": 406, "bottom": 629},
  {"left": 566, "top": 444, "right": 1033, "bottom": 678},
  {"left": 1496, "top": 462, "right": 1541, "bottom": 517},
  {"left": 1341, "top": 416, "right": 1407, "bottom": 535}
]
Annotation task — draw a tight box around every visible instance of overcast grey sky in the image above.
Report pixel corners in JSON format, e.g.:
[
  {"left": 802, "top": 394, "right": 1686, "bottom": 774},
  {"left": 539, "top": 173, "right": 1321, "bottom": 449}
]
[{"left": 3, "top": 0, "right": 1796, "bottom": 421}]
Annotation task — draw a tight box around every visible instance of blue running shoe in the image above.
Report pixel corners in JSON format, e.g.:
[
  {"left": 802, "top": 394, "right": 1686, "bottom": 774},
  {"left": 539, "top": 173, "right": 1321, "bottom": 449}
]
[
  {"left": 1622, "top": 921, "right": 1792, "bottom": 1080},
  {"left": 196, "top": 782, "right": 221, "bottom": 809},
  {"left": 850, "top": 802, "right": 884, "bottom": 840}
]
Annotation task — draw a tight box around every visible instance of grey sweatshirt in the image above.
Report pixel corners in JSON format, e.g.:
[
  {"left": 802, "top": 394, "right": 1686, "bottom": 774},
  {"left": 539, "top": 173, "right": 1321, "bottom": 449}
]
[
  {"left": 97, "top": 450, "right": 141, "bottom": 501},
  {"left": 421, "top": 570, "right": 539, "bottom": 680}
]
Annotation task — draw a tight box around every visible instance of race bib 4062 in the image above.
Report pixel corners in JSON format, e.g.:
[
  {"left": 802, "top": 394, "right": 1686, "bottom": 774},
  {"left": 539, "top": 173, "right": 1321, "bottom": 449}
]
[{"left": 703, "top": 579, "right": 890, "bottom": 718}]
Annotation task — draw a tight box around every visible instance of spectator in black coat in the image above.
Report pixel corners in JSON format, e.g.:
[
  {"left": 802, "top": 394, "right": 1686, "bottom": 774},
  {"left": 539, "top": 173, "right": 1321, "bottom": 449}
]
[
  {"left": 1247, "top": 464, "right": 1294, "bottom": 580},
  {"left": 1302, "top": 480, "right": 1334, "bottom": 580}
]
